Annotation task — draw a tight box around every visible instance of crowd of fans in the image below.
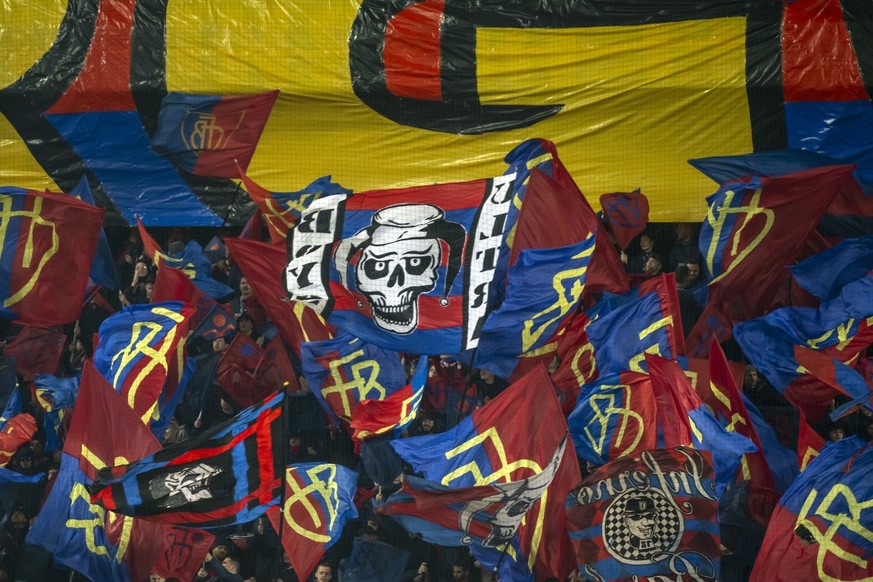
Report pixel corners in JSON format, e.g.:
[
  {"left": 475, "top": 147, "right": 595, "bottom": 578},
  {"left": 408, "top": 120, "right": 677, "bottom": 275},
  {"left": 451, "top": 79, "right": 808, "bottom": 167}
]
[{"left": 0, "top": 220, "right": 870, "bottom": 582}]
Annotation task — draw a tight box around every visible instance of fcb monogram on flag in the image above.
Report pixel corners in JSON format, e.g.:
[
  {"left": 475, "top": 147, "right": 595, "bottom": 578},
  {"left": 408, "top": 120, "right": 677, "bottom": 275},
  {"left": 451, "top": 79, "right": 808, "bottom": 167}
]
[{"left": 181, "top": 109, "right": 245, "bottom": 154}]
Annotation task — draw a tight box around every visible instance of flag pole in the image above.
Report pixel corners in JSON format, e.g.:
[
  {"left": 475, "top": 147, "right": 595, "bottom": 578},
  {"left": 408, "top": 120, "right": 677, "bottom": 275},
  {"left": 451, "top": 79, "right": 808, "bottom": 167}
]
[
  {"left": 491, "top": 541, "right": 512, "bottom": 580},
  {"left": 456, "top": 348, "right": 478, "bottom": 427},
  {"left": 221, "top": 180, "right": 244, "bottom": 229},
  {"left": 274, "top": 387, "right": 290, "bottom": 580}
]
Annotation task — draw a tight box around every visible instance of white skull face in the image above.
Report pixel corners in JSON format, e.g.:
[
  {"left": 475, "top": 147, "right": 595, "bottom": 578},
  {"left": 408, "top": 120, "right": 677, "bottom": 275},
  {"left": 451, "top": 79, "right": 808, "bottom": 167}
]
[{"left": 357, "top": 237, "right": 440, "bottom": 334}]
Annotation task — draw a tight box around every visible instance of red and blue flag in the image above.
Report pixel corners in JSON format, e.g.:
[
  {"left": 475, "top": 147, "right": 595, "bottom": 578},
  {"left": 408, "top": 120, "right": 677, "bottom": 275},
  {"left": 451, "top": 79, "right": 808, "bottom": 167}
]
[
  {"left": 28, "top": 359, "right": 214, "bottom": 582},
  {"left": 225, "top": 237, "right": 334, "bottom": 358},
  {"left": 0, "top": 188, "right": 104, "bottom": 326},
  {"left": 568, "top": 447, "right": 720, "bottom": 582},
  {"left": 379, "top": 436, "right": 566, "bottom": 549},
  {"left": 89, "top": 392, "right": 286, "bottom": 528},
  {"left": 350, "top": 354, "right": 428, "bottom": 441},
  {"left": 2, "top": 325, "right": 66, "bottom": 382},
  {"left": 567, "top": 371, "right": 658, "bottom": 466},
  {"left": 750, "top": 436, "right": 873, "bottom": 582},
  {"left": 789, "top": 235, "right": 873, "bottom": 301},
  {"left": 301, "top": 333, "right": 407, "bottom": 426},
  {"left": 150, "top": 91, "right": 279, "bottom": 179},
  {"left": 266, "top": 463, "right": 359, "bottom": 582},
  {"left": 238, "top": 164, "right": 352, "bottom": 243},
  {"left": 390, "top": 365, "right": 579, "bottom": 581},
  {"left": 93, "top": 301, "right": 196, "bottom": 424},
  {"left": 599, "top": 189, "right": 650, "bottom": 252}
]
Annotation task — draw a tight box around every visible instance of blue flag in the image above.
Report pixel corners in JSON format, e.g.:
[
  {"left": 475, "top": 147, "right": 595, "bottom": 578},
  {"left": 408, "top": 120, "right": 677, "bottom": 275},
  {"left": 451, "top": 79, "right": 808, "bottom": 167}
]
[
  {"left": 301, "top": 333, "right": 407, "bottom": 425},
  {"left": 474, "top": 237, "right": 595, "bottom": 378},
  {"left": 0, "top": 388, "right": 21, "bottom": 429},
  {"left": 269, "top": 463, "right": 359, "bottom": 580},
  {"left": 751, "top": 436, "right": 873, "bottom": 580},
  {"left": 585, "top": 275, "right": 683, "bottom": 378},
  {"left": 734, "top": 275, "right": 873, "bottom": 416},
  {"left": 70, "top": 176, "right": 121, "bottom": 290},
  {"left": 27, "top": 454, "right": 135, "bottom": 581},
  {"left": 789, "top": 235, "right": 873, "bottom": 301},
  {"left": 744, "top": 394, "right": 799, "bottom": 494},
  {"left": 34, "top": 374, "right": 80, "bottom": 452},
  {"left": 161, "top": 240, "right": 234, "bottom": 299}
]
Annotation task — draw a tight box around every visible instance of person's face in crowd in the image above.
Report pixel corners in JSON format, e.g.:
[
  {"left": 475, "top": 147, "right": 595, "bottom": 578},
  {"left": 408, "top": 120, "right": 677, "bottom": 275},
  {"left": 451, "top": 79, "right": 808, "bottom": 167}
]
[
  {"left": 643, "top": 256, "right": 663, "bottom": 276},
  {"left": 626, "top": 511, "right": 657, "bottom": 540},
  {"left": 743, "top": 367, "right": 760, "bottom": 390},
  {"left": 212, "top": 544, "right": 229, "bottom": 560},
  {"left": 686, "top": 262, "right": 701, "bottom": 283},
  {"left": 18, "top": 455, "right": 33, "bottom": 471},
  {"left": 314, "top": 565, "right": 333, "bottom": 581},
  {"left": 420, "top": 418, "right": 434, "bottom": 433},
  {"left": 639, "top": 235, "right": 654, "bottom": 254},
  {"left": 479, "top": 370, "right": 495, "bottom": 383},
  {"left": 829, "top": 427, "right": 845, "bottom": 442},
  {"left": 239, "top": 277, "right": 252, "bottom": 297},
  {"left": 239, "top": 317, "right": 254, "bottom": 335},
  {"left": 145, "top": 281, "right": 154, "bottom": 298},
  {"left": 212, "top": 337, "right": 228, "bottom": 352},
  {"left": 452, "top": 565, "right": 469, "bottom": 581},
  {"left": 10, "top": 510, "right": 27, "bottom": 530},
  {"left": 675, "top": 223, "right": 695, "bottom": 243},
  {"left": 219, "top": 398, "right": 235, "bottom": 415},
  {"left": 135, "top": 260, "right": 149, "bottom": 279},
  {"left": 148, "top": 575, "right": 166, "bottom": 582}
]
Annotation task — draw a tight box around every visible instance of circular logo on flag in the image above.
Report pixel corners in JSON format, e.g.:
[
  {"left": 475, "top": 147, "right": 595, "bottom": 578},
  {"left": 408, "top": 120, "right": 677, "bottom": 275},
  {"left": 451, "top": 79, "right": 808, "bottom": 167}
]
[{"left": 603, "top": 488, "right": 683, "bottom": 564}]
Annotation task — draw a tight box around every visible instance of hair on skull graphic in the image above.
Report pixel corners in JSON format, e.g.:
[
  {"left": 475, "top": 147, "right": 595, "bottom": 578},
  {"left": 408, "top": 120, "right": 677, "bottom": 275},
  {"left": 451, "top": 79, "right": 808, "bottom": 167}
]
[{"left": 334, "top": 204, "right": 466, "bottom": 334}]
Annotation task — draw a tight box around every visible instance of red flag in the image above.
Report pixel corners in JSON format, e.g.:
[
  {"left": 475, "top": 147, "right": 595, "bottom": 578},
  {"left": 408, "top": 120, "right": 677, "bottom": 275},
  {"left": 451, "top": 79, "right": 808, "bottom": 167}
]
[
  {"left": 1, "top": 190, "right": 104, "bottom": 326},
  {"left": 546, "top": 148, "right": 629, "bottom": 296},
  {"left": 151, "top": 265, "right": 218, "bottom": 330},
  {"left": 0, "top": 413, "right": 37, "bottom": 466},
  {"left": 705, "top": 339, "right": 777, "bottom": 522},
  {"left": 699, "top": 165, "right": 855, "bottom": 330},
  {"left": 645, "top": 354, "right": 695, "bottom": 447},
  {"left": 3, "top": 326, "right": 66, "bottom": 381},
  {"left": 135, "top": 215, "right": 163, "bottom": 263},
  {"left": 239, "top": 207, "right": 268, "bottom": 241},
  {"left": 599, "top": 189, "right": 650, "bottom": 251},
  {"left": 796, "top": 410, "right": 825, "bottom": 472},
  {"left": 225, "top": 237, "right": 334, "bottom": 357},
  {"left": 238, "top": 164, "right": 293, "bottom": 243},
  {"left": 216, "top": 333, "right": 274, "bottom": 408},
  {"left": 64, "top": 359, "right": 214, "bottom": 581},
  {"left": 254, "top": 335, "right": 299, "bottom": 394}
]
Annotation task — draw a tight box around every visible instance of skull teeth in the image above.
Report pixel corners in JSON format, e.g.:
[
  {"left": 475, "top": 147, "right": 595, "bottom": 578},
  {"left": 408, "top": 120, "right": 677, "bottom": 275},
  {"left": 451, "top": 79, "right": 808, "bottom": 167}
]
[{"left": 372, "top": 303, "right": 414, "bottom": 325}]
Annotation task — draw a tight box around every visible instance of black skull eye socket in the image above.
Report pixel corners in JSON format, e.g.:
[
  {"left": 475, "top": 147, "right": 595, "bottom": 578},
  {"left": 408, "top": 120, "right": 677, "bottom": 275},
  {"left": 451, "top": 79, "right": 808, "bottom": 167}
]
[
  {"left": 362, "top": 259, "right": 389, "bottom": 279},
  {"left": 404, "top": 256, "right": 433, "bottom": 276}
]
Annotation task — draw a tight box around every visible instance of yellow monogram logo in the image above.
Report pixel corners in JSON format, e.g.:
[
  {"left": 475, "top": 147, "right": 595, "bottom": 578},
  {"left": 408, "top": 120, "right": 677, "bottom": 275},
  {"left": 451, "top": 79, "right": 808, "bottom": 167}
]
[
  {"left": 67, "top": 448, "right": 133, "bottom": 561},
  {"left": 322, "top": 349, "right": 386, "bottom": 420},
  {"left": 282, "top": 464, "right": 340, "bottom": 543},
  {"left": 0, "top": 195, "right": 58, "bottom": 308},
  {"left": 110, "top": 307, "right": 186, "bottom": 423},
  {"left": 704, "top": 188, "right": 774, "bottom": 285},
  {"left": 583, "top": 387, "right": 645, "bottom": 459},
  {"left": 521, "top": 245, "right": 593, "bottom": 352},
  {"left": 796, "top": 484, "right": 873, "bottom": 582},
  {"left": 182, "top": 110, "right": 246, "bottom": 153}
]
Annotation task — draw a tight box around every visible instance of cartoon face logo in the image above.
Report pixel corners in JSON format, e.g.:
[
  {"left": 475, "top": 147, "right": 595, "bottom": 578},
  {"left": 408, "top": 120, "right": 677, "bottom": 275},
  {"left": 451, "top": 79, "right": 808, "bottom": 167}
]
[
  {"left": 334, "top": 204, "right": 465, "bottom": 334},
  {"left": 148, "top": 463, "right": 222, "bottom": 509},
  {"left": 603, "top": 489, "right": 683, "bottom": 564}
]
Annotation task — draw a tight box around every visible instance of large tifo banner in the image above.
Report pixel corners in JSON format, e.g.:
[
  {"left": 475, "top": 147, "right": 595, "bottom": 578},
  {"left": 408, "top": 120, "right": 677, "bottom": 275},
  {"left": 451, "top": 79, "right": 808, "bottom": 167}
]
[{"left": 0, "top": 0, "right": 871, "bottom": 225}]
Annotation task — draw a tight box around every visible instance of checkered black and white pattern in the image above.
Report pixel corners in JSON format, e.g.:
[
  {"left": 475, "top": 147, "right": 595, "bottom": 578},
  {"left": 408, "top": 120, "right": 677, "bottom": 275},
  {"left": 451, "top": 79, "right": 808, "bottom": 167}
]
[{"left": 603, "top": 489, "right": 684, "bottom": 565}]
